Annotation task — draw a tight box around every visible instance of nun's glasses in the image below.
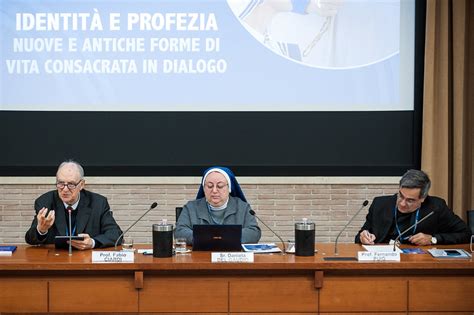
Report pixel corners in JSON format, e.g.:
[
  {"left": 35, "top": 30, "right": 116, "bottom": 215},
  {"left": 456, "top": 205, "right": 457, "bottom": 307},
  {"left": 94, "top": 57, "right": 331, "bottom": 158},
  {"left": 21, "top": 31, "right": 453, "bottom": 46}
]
[{"left": 204, "top": 182, "right": 228, "bottom": 191}]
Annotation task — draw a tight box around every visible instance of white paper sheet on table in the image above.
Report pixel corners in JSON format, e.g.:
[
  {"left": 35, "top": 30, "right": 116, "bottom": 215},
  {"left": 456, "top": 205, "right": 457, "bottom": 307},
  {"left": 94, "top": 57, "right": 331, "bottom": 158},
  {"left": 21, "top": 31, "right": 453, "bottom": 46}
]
[{"left": 363, "top": 245, "right": 403, "bottom": 253}]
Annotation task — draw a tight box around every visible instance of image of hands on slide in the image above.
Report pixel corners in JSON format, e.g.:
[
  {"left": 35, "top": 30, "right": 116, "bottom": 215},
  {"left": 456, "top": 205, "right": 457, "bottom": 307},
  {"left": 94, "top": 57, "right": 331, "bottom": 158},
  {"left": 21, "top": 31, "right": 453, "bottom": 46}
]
[{"left": 228, "top": 0, "right": 400, "bottom": 69}]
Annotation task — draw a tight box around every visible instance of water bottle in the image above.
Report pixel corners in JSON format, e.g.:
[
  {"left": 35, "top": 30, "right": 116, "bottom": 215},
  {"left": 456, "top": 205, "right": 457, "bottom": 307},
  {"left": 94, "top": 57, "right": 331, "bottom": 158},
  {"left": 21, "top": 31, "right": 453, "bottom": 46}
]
[
  {"left": 295, "top": 218, "right": 315, "bottom": 256},
  {"left": 153, "top": 219, "right": 173, "bottom": 258}
]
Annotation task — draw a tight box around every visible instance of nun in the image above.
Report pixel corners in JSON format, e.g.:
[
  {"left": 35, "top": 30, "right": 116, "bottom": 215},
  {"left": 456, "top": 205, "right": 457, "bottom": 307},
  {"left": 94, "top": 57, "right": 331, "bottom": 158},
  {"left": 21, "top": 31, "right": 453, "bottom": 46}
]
[{"left": 175, "top": 166, "right": 261, "bottom": 245}]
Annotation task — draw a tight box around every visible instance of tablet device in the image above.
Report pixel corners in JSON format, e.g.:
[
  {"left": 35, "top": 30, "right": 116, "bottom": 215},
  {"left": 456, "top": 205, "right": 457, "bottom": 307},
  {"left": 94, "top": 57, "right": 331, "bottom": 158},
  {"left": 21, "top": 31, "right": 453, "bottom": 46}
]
[
  {"left": 192, "top": 224, "right": 242, "bottom": 251},
  {"left": 428, "top": 248, "right": 471, "bottom": 259},
  {"left": 54, "top": 236, "right": 84, "bottom": 249},
  {"left": 444, "top": 249, "right": 462, "bottom": 256}
]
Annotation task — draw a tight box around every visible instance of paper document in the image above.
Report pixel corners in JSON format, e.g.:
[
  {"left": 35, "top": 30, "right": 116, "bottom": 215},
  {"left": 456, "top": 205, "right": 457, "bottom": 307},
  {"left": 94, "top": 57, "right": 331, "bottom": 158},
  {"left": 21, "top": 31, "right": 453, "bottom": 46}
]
[
  {"left": 286, "top": 243, "right": 295, "bottom": 254},
  {"left": 241, "top": 243, "right": 282, "bottom": 253},
  {"left": 285, "top": 243, "right": 318, "bottom": 254},
  {"left": 401, "top": 248, "right": 426, "bottom": 254},
  {"left": 363, "top": 245, "right": 403, "bottom": 254}
]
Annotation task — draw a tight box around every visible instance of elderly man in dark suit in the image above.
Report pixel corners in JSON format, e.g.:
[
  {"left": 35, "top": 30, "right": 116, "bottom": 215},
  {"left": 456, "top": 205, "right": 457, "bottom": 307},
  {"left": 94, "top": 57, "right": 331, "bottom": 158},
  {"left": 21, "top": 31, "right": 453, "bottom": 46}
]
[
  {"left": 356, "top": 169, "right": 471, "bottom": 246},
  {"left": 25, "top": 160, "right": 122, "bottom": 249}
]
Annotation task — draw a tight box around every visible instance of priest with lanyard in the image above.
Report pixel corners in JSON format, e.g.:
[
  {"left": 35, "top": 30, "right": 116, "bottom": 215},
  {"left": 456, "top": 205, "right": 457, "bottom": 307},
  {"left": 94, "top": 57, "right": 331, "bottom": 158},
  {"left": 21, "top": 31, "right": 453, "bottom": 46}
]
[
  {"left": 25, "top": 160, "right": 122, "bottom": 249},
  {"left": 356, "top": 169, "right": 471, "bottom": 246},
  {"left": 175, "top": 166, "right": 261, "bottom": 245}
]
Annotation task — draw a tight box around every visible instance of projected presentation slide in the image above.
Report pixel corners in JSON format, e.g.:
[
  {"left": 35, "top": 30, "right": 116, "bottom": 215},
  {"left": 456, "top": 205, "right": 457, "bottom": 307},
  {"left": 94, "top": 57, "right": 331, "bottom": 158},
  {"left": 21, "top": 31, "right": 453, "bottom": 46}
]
[{"left": 0, "top": 0, "right": 414, "bottom": 111}]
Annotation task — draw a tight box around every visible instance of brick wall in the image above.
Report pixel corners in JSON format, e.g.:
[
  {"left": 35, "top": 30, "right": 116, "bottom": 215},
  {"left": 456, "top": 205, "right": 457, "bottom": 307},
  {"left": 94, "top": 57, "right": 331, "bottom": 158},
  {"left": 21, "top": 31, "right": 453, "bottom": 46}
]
[{"left": 0, "top": 177, "right": 399, "bottom": 245}]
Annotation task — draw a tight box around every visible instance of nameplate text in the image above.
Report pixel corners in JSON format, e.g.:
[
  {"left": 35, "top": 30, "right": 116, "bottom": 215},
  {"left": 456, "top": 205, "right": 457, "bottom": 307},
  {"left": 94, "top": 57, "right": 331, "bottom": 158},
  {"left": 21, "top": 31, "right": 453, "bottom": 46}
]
[
  {"left": 211, "top": 252, "right": 254, "bottom": 263},
  {"left": 92, "top": 251, "right": 134, "bottom": 263},
  {"left": 358, "top": 251, "right": 400, "bottom": 262}
]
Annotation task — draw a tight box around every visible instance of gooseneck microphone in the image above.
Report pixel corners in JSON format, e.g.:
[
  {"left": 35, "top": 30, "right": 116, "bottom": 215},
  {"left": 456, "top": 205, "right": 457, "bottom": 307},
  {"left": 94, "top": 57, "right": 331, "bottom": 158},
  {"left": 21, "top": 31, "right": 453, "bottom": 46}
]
[
  {"left": 324, "top": 200, "right": 369, "bottom": 261},
  {"left": 393, "top": 210, "right": 434, "bottom": 251},
  {"left": 68, "top": 207, "right": 72, "bottom": 256},
  {"left": 249, "top": 210, "right": 286, "bottom": 254},
  {"left": 115, "top": 202, "right": 158, "bottom": 250}
]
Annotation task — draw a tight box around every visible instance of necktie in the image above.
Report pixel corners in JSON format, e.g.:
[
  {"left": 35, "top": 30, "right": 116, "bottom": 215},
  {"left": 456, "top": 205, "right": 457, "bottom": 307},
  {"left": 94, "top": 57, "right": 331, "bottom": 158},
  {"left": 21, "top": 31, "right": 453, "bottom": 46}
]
[{"left": 66, "top": 206, "right": 76, "bottom": 236}]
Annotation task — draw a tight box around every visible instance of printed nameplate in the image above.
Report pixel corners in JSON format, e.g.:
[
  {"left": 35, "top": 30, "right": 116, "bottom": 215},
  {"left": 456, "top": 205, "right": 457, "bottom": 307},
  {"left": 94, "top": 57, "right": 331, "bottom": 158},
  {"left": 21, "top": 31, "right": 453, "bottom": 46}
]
[
  {"left": 358, "top": 251, "right": 400, "bottom": 262},
  {"left": 92, "top": 251, "right": 134, "bottom": 263},
  {"left": 211, "top": 252, "right": 254, "bottom": 263}
]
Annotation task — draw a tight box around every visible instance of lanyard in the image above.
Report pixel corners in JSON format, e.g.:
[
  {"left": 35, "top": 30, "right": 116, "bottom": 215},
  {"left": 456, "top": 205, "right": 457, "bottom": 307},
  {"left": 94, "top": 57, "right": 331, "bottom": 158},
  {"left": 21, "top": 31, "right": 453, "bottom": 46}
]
[
  {"left": 394, "top": 205, "right": 420, "bottom": 240},
  {"left": 65, "top": 225, "right": 76, "bottom": 236}
]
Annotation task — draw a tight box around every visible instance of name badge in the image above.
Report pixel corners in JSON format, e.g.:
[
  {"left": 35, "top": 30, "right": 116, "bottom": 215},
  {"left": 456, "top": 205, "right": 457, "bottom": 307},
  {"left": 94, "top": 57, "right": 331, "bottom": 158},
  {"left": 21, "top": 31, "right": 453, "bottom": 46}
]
[
  {"left": 211, "top": 252, "right": 254, "bottom": 263},
  {"left": 358, "top": 251, "right": 400, "bottom": 262},
  {"left": 92, "top": 251, "right": 134, "bottom": 263}
]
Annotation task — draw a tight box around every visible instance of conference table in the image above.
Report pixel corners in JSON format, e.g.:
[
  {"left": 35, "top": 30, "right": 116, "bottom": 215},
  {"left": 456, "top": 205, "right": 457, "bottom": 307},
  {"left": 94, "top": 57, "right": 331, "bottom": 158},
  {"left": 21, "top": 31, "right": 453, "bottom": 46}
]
[{"left": 0, "top": 243, "right": 473, "bottom": 314}]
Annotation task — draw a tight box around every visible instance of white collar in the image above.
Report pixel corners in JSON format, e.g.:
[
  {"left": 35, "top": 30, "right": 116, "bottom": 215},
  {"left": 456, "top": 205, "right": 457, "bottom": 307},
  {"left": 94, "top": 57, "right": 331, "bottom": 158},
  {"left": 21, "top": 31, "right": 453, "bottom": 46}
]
[
  {"left": 208, "top": 198, "right": 229, "bottom": 211},
  {"left": 63, "top": 196, "right": 80, "bottom": 210}
]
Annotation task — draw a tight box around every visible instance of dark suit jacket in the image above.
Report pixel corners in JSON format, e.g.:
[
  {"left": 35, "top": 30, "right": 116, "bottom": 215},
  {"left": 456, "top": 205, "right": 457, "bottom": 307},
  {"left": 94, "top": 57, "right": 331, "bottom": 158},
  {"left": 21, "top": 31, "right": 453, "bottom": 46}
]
[
  {"left": 25, "top": 190, "right": 122, "bottom": 248},
  {"left": 355, "top": 194, "right": 472, "bottom": 244}
]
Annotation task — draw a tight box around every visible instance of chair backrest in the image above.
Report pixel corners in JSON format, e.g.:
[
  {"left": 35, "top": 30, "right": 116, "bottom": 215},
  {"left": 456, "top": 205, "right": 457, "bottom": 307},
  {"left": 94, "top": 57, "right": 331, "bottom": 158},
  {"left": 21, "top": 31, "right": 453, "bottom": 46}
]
[
  {"left": 467, "top": 210, "right": 474, "bottom": 234},
  {"left": 175, "top": 207, "right": 183, "bottom": 221}
]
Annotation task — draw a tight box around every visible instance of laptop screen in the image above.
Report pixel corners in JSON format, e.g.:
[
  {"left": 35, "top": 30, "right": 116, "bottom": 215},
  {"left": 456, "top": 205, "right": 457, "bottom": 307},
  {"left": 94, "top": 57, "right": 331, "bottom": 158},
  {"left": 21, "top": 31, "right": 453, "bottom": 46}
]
[{"left": 192, "top": 224, "right": 242, "bottom": 251}]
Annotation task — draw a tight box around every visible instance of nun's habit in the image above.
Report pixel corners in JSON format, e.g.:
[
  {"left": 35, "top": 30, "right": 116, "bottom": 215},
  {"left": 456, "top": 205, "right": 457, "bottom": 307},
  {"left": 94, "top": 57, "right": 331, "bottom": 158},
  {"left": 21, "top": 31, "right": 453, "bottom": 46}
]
[
  {"left": 175, "top": 166, "right": 261, "bottom": 245},
  {"left": 196, "top": 166, "right": 247, "bottom": 202}
]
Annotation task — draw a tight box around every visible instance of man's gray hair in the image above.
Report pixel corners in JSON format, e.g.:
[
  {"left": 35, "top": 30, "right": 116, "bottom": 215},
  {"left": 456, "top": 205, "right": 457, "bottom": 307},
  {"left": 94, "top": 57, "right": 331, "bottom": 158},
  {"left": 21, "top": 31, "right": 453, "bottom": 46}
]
[
  {"left": 399, "top": 169, "right": 431, "bottom": 198},
  {"left": 57, "top": 160, "right": 84, "bottom": 180}
]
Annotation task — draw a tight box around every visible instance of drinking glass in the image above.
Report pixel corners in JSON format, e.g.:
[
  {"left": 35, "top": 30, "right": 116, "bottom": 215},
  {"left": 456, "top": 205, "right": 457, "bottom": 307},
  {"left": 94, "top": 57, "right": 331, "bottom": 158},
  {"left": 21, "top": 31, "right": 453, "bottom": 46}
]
[
  {"left": 174, "top": 238, "right": 188, "bottom": 254},
  {"left": 122, "top": 238, "right": 134, "bottom": 252}
]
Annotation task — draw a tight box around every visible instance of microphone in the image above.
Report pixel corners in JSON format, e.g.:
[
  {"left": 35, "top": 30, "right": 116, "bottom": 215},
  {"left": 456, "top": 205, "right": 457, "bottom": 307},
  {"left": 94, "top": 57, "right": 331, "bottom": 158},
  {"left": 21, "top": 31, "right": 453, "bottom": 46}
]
[
  {"left": 68, "top": 207, "right": 72, "bottom": 256},
  {"left": 393, "top": 210, "right": 434, "bottom": 251},
  {"left": 249, "top": 209, "right": 286, "bottom": 254},
  {"left": 115, "top": 202, "right": 158, "bottom": 250},
  {"left": 324, "top": 200, "right": 369, "bottom": 261}
]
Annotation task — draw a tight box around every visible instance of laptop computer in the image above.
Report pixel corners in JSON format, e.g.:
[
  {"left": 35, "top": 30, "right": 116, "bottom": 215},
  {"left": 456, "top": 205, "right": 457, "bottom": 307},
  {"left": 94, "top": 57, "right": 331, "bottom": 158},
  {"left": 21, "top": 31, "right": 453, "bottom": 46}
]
[{"left": 192, "top": 224, "right": 242, "bottom": 251}]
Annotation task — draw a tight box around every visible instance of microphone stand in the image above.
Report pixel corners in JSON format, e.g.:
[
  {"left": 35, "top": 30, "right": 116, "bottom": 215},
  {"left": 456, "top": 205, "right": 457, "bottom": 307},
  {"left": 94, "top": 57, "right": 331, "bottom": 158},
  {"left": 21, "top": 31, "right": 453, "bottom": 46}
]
[
  {"left": 115, "top": 202, "right": 158, "bottom": 250},
  {"left": 249, "top": 210, "right": 286, "bottom": 254},
  {"left": 324, "top": 200, "right": 369, "bottom": 261},
  {"left": 393, "top": 211, "right": 434, "bottom": 251},
  {"left": 68, "top": 207, "right": 72, "bottom": 256}
]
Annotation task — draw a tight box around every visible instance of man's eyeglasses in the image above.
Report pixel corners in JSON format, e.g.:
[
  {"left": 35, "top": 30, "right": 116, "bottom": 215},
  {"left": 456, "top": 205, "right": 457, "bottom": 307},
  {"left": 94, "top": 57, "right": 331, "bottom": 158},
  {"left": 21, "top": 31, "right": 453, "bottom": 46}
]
[
  {"left": 204, "top": 182, "right": 228, "bottom": 191},
  {"left": 397, "top": 191, "right": 420, "bottom": 206},
  {"left": 56, "top": 180, "right": 82, "bottom": 190}
]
